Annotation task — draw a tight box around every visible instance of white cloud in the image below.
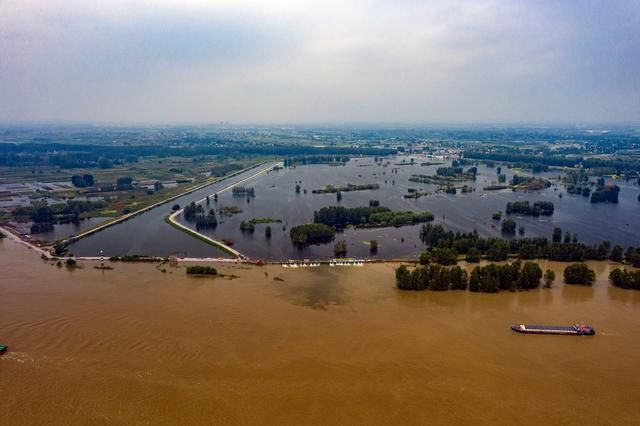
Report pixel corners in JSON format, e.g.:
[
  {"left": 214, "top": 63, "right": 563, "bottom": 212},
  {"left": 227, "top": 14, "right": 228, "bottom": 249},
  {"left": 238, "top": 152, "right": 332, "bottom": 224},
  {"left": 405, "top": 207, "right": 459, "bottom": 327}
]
[{"left": 0, "top": 0, "right": 638, "bottom": 123}]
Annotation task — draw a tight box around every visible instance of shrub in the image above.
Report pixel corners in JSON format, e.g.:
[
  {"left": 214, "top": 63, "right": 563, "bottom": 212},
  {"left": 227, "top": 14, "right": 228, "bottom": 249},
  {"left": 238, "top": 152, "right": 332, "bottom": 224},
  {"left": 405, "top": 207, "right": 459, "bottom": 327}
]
[
  {"left": 563, "top": 263, "right": 596, "bottom": 286},
  {"left": 543, "top": 269, "right": 555, "bottom": 288},
  {"left": 431, "top": 248, "right": 458, "bottom": 265},
  {"left": 186, "top": 265, "right": 217, "bottom": 275}
]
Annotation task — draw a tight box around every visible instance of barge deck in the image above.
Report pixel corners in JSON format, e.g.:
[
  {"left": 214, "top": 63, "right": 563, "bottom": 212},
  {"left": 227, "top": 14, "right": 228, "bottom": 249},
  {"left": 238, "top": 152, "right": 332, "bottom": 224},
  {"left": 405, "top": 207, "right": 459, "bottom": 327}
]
[{"left": 511, "top": 324, "right": 595, "bottom": 335}]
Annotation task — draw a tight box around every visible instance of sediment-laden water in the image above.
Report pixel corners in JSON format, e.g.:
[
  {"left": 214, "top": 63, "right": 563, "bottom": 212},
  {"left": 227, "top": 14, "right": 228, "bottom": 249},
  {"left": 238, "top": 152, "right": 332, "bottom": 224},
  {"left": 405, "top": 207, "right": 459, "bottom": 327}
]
[{"left": 2, "top": 241, "right": 640, "bottom": 424}]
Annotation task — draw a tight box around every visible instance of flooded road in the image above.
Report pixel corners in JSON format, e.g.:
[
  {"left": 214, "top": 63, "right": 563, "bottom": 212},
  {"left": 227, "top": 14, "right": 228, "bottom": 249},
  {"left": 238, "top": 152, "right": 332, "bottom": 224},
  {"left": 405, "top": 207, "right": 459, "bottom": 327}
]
[{"left": 2, "top": 241, "right": 640, "bottom": 424}]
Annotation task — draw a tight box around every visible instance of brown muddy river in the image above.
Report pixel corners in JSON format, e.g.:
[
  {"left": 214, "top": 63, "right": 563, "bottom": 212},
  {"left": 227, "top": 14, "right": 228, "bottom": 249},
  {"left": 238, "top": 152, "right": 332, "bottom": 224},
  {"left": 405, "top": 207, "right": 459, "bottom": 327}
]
[{"left": 1, "top": 240, "right": 640, "bottom": 425}]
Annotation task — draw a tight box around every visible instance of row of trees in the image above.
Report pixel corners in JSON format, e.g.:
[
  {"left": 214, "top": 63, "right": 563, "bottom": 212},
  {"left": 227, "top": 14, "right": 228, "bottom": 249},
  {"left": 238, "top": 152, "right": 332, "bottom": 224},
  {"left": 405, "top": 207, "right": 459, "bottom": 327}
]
[
  {"left": 463, "top": 150, "right": 640, "bottom": 173},
  {"left": 0, "top": 141, "right": 394, "bottom": 169},
  {"left": 71, "top": 174, "right": 95, "bottom": 188},
  {"left": 396, "top": 261, "right": 546, "bottom": 292},
  {"left": 183, "top": 202, "right": 204, "bottom": 221},
  {"left": 396, "top": 262, "right": 599, "bottom": 292},
  {"left": 505, "top": 201, "right": 554, "bottom": 216},
  {"left": 419, "top": 223, "right": 636, "bottom": 264},
  {"left": 195, "top": 210, "right": 218, "bottom": 230},
  {"left": 232, "top": 186, "right": 255, "bottom": 197},
  {"left": 311, "top": 183, "right": 379, "bottom": 194},
  {"left": 289, "top": 223, "right": 335, "bottom": 246}
]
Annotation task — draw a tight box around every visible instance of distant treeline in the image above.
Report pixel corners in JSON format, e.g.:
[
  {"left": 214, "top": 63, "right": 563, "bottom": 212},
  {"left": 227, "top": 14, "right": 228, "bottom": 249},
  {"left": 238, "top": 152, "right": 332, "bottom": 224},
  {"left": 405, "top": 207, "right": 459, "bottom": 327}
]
[
  {"left": 464, "top": 151, "right": 640, "bottom": 173},
  {"left": 0, "top": 143, "right": 395, "bottom": 168}
]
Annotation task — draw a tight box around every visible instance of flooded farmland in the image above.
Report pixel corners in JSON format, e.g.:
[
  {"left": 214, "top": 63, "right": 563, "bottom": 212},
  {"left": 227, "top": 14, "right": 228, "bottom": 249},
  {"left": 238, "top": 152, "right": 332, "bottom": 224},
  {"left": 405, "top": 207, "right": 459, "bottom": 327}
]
[
  {"left": 69, "top": 157, "right": 640, "bottom": 260},
  {"left": 178, "top": 157, "right": 640, "bottom": 260}
]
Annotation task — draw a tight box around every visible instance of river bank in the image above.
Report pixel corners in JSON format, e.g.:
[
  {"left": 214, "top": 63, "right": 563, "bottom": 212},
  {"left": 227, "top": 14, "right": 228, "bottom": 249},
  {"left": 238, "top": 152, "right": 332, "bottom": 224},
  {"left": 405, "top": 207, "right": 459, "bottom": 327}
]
[{"left": 2, "top": 239, "right": 640, "bottom": 424}]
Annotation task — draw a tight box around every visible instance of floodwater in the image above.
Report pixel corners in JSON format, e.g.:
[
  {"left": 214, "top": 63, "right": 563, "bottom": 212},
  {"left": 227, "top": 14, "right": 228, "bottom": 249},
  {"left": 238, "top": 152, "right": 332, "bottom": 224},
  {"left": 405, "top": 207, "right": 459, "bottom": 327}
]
[
  {"left": 11, "top": 217, "right": 110, "bottom": 241},
  {"left": 2, "top": 240, "right": 640, "bottom": 425},
  {"left": 179, "top": 157, "right": 640, "bottom": 260},
  {"left": 69, "top": 157, "right": 640, "bottom": 260},
  {"left": 69, "top": 162, "right": 281, "bottom": 258}
]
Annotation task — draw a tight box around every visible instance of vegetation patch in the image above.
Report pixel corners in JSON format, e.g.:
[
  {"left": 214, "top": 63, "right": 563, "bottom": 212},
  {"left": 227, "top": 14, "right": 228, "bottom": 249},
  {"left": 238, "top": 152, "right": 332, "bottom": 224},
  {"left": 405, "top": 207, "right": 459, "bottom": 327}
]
[
  {"left": 186, "top": 265, "right": 217, "bottom": 275},
  {"left": 312, "top": 183, "right": 379, "bottom": 194}
]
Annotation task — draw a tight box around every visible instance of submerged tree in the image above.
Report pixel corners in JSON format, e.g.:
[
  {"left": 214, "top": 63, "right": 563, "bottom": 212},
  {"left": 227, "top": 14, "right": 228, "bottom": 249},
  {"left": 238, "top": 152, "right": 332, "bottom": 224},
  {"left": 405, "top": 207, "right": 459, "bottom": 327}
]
[
  {"left": 563, "top": 263, "right": 596, "bottom": 286},
  {"left": 334, "top": 240, "right": 347, "bottom": 258},
  {"left": 543, "top": 269, "right": 556, "bottom": 288}
]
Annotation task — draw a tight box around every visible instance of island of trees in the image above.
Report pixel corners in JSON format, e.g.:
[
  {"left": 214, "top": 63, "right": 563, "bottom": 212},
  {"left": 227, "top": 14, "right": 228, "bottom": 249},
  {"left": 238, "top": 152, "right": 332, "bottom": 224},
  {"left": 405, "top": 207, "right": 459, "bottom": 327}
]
[
  {"left": 313, "top": 205, "right": 434, "bottom": 229},
  {"left": 311, "top": 183, "right": 379, "bottom": 194},
  {"left": 288, "top": 205, "right": 434, "bottom": 247},
  {"left": 505, "top": 201, "right": 554, "bottom": 216},
  {"left": 186, "top": 265, "right": 217, "bottom": 275},
  {"left": 590, "top": 184, "right": 620, "bottom": 203}
]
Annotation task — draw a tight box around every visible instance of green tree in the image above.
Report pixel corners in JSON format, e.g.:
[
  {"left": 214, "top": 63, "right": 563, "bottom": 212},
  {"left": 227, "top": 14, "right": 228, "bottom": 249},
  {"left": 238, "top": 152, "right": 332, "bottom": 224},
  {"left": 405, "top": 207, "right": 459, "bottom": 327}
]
[
  {"left": 518, "top": 262, "right": 543, "bottom": 289},
  {"left": 369, "top": 240, "right": 378, "bottom": 254},
  {"left": 449, "top": 266, "right": 469, "bottom": 290},
  {"left": 465, "top": 247, "right": 481, "bottom": 263},
  {"left": 543, "top": 269, "right": 556, "bottom": 288},
  {"left": 501, "top": 219, "right": 517, "bottom": 236},
  {"left": 431, "top": 248, "right": 459, "bottom": 265},
  {"left": 552, "top": 227, "right": 562, "bottom": 243},
  {"left": 487, "top": 240, "right": 510, "bottom": 261},
  {"left": 395, "top": 265, "right": 413, "bottom": 290},
  {"left": 610, "top": 245, "right": 624, "bottom": 262},
  {"left": 563, "top": 263, "right": 596, "bottom": 286},
  {"left": 334, "top": 240, "right": 347, "bottom": 258}
]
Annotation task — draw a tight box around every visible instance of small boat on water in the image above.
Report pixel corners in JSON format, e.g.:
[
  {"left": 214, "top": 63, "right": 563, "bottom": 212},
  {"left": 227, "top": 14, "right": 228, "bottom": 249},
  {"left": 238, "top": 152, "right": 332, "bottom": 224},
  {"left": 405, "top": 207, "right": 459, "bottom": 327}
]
[
  {"left": 0, "top": 344, "right": 8, "bottom": 354},
  {"left": 511, "top": 324, "right": 595, "bottom": 335}
]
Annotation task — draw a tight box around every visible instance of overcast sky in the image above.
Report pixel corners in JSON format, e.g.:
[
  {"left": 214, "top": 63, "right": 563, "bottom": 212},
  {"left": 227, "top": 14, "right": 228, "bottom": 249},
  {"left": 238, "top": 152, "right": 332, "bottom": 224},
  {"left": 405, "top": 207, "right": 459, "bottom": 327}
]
[{"left": 1, "top": 0, "right": 639, "bottom": 124}]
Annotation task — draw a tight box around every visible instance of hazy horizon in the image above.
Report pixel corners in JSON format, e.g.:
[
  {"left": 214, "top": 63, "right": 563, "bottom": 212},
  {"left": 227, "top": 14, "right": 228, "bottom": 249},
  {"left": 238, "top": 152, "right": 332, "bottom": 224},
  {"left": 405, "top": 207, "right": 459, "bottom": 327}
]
[{"left": 2, "top": 0, "right": 639, "bottom": 124}]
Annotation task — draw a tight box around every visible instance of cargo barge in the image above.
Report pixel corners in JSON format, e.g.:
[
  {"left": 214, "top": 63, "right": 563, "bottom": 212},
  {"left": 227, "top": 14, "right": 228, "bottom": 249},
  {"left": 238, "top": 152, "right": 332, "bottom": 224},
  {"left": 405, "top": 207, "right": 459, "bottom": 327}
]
[{"left": 511, "top": 324, "right": 595, "bottom": 335}]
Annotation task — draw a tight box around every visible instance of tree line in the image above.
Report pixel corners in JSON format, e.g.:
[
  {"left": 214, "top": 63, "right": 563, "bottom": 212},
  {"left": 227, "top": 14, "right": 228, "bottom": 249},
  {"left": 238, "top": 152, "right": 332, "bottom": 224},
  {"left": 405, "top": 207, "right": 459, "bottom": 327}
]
[
  {"left": 419, "top": 223, "right": 638, "bottom": 264},
  {"left": 396, "top": 261, "right": 601, "bottom": 292},
  {"left": 396, "top": 261, "right": 544, "bottom": 292},
  {"left": 506, "top": 201, "right": 554, "bottom": 216}
]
